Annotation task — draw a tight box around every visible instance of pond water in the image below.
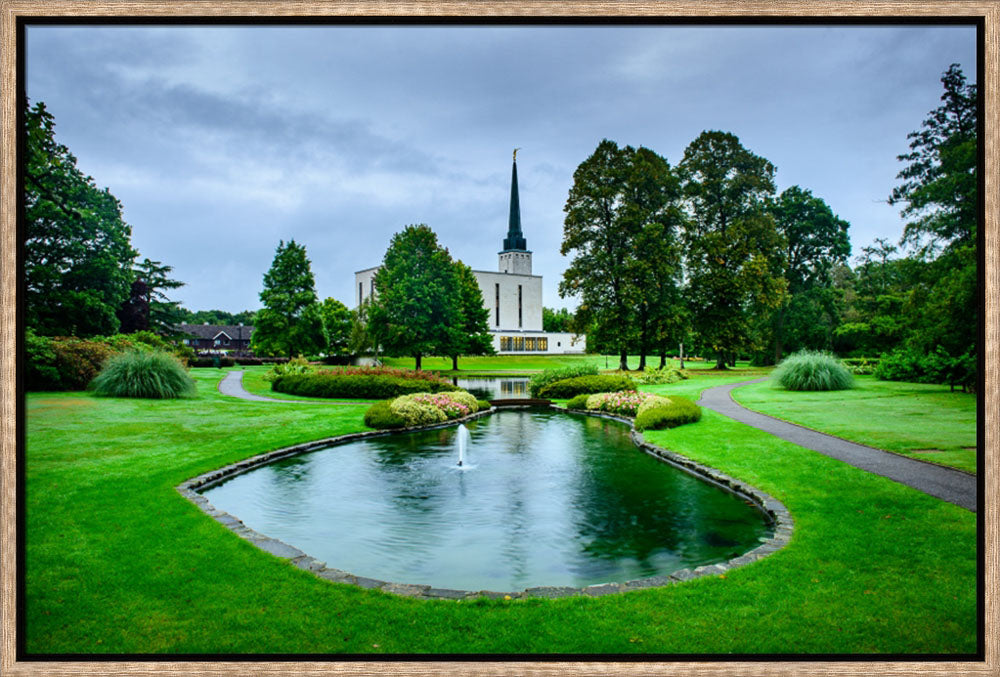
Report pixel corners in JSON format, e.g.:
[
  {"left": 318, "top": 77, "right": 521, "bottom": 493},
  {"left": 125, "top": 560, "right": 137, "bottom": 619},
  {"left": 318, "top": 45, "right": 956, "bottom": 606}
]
[
  {"left": 201, "top": 410, "right": 771, "bottom": 591},
  {"left": 452, "top": 376, "right": 530, "bottom": 399}
]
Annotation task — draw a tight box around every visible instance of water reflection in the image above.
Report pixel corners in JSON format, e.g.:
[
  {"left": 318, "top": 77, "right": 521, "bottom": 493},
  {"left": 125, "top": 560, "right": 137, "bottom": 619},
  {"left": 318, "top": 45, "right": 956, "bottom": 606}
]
[
  {"left": 453, "top": 377, "right": 530, "bottom": 399},
  {"left": 202, "top": 411, "right": 771, "bottom": 591}
]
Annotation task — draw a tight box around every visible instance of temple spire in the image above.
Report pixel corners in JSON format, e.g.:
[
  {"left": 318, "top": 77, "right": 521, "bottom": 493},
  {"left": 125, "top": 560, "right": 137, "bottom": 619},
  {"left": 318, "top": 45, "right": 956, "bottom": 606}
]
[{"left": 503, "top": 150, "right": 527, "bottom": 252}]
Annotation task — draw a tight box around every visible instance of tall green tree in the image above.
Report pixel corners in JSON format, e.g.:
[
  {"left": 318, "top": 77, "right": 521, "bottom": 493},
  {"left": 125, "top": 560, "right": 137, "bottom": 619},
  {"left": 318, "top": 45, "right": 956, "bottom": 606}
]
[
  {"left": 621, "top": 146, "right": 686, "bottom": 370},
  {"left": 320, "top": 297, "right": 353, "bottom": 356},
  {"left": 767, "top": 186, "right": 851, "bottom": 361},
  {"left": 561, "top": 140, "right": 682, "bottom": 370},
  {"left": 443, "top": 261, "right": 494, "bottom": 370},
  {"left": 129, "top": 258, "right": 185, "bottom": 335},
  {"left": 888, "top": 63, "right": 978, "bottom": 370},
  {"left": 677, "top": 131, "right": 787, "bottom": 369},
  {"left": 25, "top": 101, "right": 137, "bottom": 336},
  {"left": 542, "top": 307, "right": 574, "bottom": 332},
  {"left": 251, "top": 239, "right": 327, "bottom": 357},
  {"left": 368, "top": 225, "right": 461, "bottom": 371}
]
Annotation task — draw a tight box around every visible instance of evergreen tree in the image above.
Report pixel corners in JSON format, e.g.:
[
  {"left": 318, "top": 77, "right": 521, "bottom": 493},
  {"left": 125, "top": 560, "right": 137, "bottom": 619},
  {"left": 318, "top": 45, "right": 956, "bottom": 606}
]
[
  {"left": 677, "top": 131, "right": 787, "bottom": 369},
  {"left": 251, "top": 239, "right": 327, "bottom": 357},
  {"left": 25, "top": 101, "right": 137, "bottom": 336},
  {"left": 368, "top": 225, "right": 461, "bottom": 371},
  {"left": 130, "top": 258, "right": 185, "bottom": 335}
]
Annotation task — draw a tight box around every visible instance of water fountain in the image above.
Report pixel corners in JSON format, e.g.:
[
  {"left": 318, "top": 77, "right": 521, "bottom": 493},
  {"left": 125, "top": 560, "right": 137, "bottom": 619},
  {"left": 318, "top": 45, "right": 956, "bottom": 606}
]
[{"left": 456, "top": 424, "right": 469, "bottom": 467}]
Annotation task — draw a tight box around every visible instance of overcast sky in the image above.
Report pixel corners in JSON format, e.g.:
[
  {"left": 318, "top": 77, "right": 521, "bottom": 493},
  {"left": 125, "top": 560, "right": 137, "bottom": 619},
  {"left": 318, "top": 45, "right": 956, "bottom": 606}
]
[{"left": 25, "top": 23, "right": 977, "bottom": 313}]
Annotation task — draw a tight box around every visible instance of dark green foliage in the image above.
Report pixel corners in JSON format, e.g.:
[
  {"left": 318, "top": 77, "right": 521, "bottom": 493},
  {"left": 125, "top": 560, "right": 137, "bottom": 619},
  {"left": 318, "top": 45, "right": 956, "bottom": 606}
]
[
  {"left": 177, "top": 309, "right": 258, "bottom": 326},
  {"left": 271, "top": 371, "right": 458, "bottom": 399},
  {"left": 24, "top": 328, "right": 62, "bottom": 391},
  {"left": 252, "top": 240, "right": 328, "bottom": 357},
  {"left": 773, "top": 351, "right": 854, "bottom": 391},
  {"left": 320, "top": 297, "right": 353, "bottom": 356},
  {"left": 368, "top": 225, "right": 462, "bottom": 371},
  {"left": 528, "top": 363, "right": 599, "bottom": 397},
  {"left": 560, "top": 140, "right": 684, "bottom": 370},
  {"left": 565, "top": 393, "right": 591, "bottom": 410},
  {"left": 91, "top": 350, "right": 196, "bottom": 399},
  {"left": 633, "top": 396, "right": 702, "bottom": 431},
  {"left": 678, "top": 131, "right": 787, "bottom": 369},
  {"left": 363, "top": 400, "right": 406, "bottom": 430},
  {"left": 875, "top": 346, "right": 975, "bottom": 392},
  {"left": 25, "top": 101, "right": 137, "bottom": 337},
  {"left": 536, "top": 375, "right": 635, "bottom": 399},
  {"left": 444, "top": 260, "right": 495, "bottom": 370},
  {"left": 542, "top": 307, "right": 574, "bottom": 333}
]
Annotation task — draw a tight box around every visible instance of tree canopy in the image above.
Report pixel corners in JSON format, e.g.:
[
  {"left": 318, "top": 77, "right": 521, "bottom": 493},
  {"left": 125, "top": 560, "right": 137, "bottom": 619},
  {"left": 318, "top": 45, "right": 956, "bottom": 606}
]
[
  {"left": 677, "top": 131, "right": 787, "bottom": 368},
  {"left": 368, "top": 225, "right": 462, "bottom": 371},
  {"left": 251, "top": 239, "right": 327, "bottom": 357},
  {"left": 25, "top": 101, "right": 137, "bottom": 337}
]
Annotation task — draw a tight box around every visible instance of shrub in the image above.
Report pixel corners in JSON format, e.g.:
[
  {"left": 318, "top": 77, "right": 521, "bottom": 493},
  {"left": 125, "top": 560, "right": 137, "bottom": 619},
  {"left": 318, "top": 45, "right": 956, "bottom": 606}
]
[
  {"left": 565, "top": 393, "right": 591, "bottom": 410},
  {"left": 25, "top": 329, "right": 61, "bottom": 390},
  {"left": 363, "top": 399, "right": 406, "bottom": 429},
  {"left": 263, "top": 355, "right": 312, "bottom": 382},
  {"left": 583, "top": 391, "right": 662, "bottom": 417},
  {"left": 529, "top": 363, "right": 599, "bottom": 397},
  {"left": 537, "top": 374, "right": 635, "bottom": 399},
  {"left": 841, "top": 357, "right": 880, "bottom": 376},
  {"left": 390, "top": 395, "right": 448, "bottom": 425},
  {"left": 189, "top": 356, "right": 236, "bottom": 368},
  {"left": 91, "top": 350, "right": 197, "bottom": 399},
  {"left": 630, "top": 367, "right": 688, "bottom": 385},
  {"left": 773, "top": 351, "right": 854, "bottom": 391},
  {"left": 51, "top": 337, "right": 117, "bottom": 391},
  {"left": 634, "top": 396, "right": 702, "bottom": 431},
  {"left": 875, "top": 346, "right": 975, "bottom": 392},
  {"left": 476, "top": 399, "right": 492, "bottom": 411},
  {"left": 636, "top": 394, "right": 672, "bottom": 416},
  {"left": 271, "top": 370, "right": 458, "bottom": 399}
]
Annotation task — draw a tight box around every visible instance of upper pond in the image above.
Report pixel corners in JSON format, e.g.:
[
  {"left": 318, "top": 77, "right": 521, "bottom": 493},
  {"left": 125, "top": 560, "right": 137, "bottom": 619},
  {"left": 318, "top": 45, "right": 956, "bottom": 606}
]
[{"left": 201, "top": 410, "right": 772, "bottom": 592}]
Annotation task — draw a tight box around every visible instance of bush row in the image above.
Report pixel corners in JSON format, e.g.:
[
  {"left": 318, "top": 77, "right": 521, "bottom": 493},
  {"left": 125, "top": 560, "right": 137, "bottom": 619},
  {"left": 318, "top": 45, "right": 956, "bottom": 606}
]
[
  {"left": 26, "top": 330, "right": 194, "bottom": 391},
  {"left": 188, "top": 356, "right": 291, "bottom": 368},
  {"left": 528, "top": 363, "right": 599, "bottom": 397},
  {"left": 536, "top": 374, "right": 636, "bottom": 399},
  {"left": 629, "top": 367, "right": 688, "bottom": 385},
  {"left": 874, "top": 346, "right": 975, "bottom": 392},
  {"left": 271, "top": 371, "right": 458, "bottom": 399}
]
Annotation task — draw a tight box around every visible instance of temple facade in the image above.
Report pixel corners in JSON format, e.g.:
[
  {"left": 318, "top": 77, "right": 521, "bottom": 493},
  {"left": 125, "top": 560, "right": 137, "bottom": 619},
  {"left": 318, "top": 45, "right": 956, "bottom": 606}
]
[{"left": 355, "top": 155, "right": 584, "bottom": 355}]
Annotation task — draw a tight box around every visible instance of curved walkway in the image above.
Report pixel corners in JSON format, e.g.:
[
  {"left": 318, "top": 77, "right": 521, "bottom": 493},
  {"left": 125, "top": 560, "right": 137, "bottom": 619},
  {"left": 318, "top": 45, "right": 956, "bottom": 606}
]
[
  {"left": 218, "top": 370, "right": 357, "bottom": 405},
  {"left": 697, "top": 378, "right": 977, "bottom": 512}
]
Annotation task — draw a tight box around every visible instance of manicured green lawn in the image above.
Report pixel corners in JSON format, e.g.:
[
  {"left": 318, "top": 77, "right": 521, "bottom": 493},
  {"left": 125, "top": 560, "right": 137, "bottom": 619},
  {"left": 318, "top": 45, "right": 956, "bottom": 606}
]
[
  {"left": 24, "top": 369, "right": 976, "bottom": 654},
  {"left": 732, "top": 376, "right": 977, "bottom": 474}
]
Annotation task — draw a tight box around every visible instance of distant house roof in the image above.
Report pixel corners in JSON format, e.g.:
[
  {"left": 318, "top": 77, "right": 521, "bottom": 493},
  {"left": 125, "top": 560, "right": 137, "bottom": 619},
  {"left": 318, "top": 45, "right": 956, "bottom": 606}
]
[{"left": 178, "top": 324, "right": 254, "bottom": 340}]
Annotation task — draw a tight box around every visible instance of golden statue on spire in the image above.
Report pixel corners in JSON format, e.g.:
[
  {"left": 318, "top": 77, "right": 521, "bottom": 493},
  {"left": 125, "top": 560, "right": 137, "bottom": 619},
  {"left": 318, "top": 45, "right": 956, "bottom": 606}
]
[{"left": 513, "top": 147, "right": 521, "bottom": 162}]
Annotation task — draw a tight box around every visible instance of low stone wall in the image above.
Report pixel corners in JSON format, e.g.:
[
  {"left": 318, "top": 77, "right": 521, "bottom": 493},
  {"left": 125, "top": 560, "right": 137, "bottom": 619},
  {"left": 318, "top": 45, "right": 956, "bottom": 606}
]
[{"left": 178, "top": 405, "right": 793, "bottom": 601}]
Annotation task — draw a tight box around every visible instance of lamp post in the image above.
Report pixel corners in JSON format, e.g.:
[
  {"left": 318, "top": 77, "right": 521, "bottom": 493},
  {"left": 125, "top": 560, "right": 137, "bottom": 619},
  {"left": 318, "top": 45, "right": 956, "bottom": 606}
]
[{"left": 238, "top": 323, "right": 243, "bottom": 357}]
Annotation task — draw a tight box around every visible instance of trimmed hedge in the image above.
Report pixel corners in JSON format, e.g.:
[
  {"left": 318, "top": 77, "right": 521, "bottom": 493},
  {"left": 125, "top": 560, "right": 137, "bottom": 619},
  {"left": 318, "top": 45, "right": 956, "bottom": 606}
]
[
  {"left": 565, "top": 393, "right": 590, "bottom": 410},
  {"left": 272, "top": 371, "right": 458, "bottom": 399},
  {"left": 536, "top": 374, "right": 635, "bottom": 399},
  {"left": 91, "top": 350, "right": 197, "bottom": 399},
  {"left": 363, "top": 400, "right": 406, "bottom": 429},
  {"left": 874, "top": 346, "right": 975, "bottom": 392},
  {"left": 773, "top": 351, "right": 854, "bottom": 392},
  {"left": 528, "top": 363, "right": 599, "bottom": 397},
  {"left": 634, "top": 396, "right": 702, "bottom": 432}
]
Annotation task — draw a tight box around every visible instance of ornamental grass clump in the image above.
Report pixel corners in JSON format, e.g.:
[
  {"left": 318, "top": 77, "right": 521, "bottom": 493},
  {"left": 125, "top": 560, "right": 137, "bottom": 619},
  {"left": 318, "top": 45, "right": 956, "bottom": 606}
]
[
  {"left": 773, "top": 351, "right": 854, "bottom": 392},
  {"left": 90, "top": 350, "right": 197, "bottom": 399}
]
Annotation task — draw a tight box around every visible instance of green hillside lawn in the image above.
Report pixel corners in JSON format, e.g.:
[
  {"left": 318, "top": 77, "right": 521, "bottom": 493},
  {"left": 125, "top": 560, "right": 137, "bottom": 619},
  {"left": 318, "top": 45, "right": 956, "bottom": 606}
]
[
  {"left": 24, "top": 369, "right": 975, "bottom": 654},
  {"left": 732, "top": 377, "right": 977, "bottom": 474}
]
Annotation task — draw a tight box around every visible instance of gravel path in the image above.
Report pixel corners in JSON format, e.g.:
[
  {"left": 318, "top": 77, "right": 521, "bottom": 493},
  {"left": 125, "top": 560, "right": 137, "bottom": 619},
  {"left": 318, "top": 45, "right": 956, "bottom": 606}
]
[
  {"left": 697, "top": 378, "right": 977, "bottom": 512},
  {"left": 217, "top": 370, "right": 357, "bottom": 405}
]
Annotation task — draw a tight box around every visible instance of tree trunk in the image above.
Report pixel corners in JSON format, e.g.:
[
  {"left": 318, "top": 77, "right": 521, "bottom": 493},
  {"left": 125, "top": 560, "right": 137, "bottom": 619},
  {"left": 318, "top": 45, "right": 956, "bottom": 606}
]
[
  {"left": 415, "top": 353, "right": 422, "bottom": 371},
  {"left": 638, "top": 353, "right": 646, "bottom": 371},
  {"left": 728, "top": 354, "right": 736, "bottom": 368},
  {"left": 715, "top": 352, "right": 727, "bottom": 370},
  {"left": 451, "top": 355, "right": 459, "bottom": 371},
  {"left": 619, "top": 349, "right": 629, "bottom": 371},
  {"left": 658, "top": 349, "right": 666, "bottom": 369}
]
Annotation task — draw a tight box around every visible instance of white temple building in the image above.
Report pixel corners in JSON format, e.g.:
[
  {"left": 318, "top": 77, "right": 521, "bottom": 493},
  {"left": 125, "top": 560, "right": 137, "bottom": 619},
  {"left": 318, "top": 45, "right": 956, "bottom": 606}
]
[{"left": 355, "top": 155, "right": 584, "bottom": 354}]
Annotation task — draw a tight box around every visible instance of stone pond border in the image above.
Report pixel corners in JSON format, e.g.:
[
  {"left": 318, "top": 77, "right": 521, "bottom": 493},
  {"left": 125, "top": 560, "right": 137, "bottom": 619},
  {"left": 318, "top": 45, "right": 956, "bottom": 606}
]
[{"left": 177, "top": 403, "right": 793, "bottom": 601}]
